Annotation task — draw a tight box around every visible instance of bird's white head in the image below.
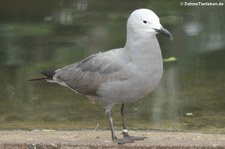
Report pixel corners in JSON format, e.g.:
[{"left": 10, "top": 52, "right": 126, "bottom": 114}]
[{"left": 127, "top": 8, "right": 173, "bottom": 40}]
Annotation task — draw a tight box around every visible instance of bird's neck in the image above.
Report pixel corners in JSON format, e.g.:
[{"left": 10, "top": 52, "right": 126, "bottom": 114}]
[
  {"left": 124, "top": 35, "right": 163, "bottom": 66},
  {"left": 123, "top": 34, "right": 163, "bottom": 92}
]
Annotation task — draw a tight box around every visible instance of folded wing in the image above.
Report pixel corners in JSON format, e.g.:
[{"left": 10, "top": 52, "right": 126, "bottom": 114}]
[{"left": 53, "top": 50, "right": 128, "bottom": 96}]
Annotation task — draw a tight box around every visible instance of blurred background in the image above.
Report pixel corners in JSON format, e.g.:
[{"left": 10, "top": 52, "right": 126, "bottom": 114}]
[{"left": 0, "top": 0, "right": 224, "bottom": 133}]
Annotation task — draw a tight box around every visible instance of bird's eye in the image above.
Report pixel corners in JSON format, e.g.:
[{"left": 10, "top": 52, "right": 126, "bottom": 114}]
[{"left": 143, "top": 20, "right": 147, "bottom": 24}]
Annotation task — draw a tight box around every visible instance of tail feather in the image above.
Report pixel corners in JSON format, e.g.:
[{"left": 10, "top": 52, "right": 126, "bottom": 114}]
[{"left": 28, "top": 69, "right": 56, "bottom": 81}]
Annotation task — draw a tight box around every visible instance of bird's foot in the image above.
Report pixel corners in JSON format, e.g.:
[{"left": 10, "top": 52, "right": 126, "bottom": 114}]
[
  {"left": 122, "top": 131, "right": 147, "bottom": 140},
  {"left": 125, "top": 135, "right": 147, "bottom": 140},
  {"left": 123, "top": 129, "right": 147, "bottom": 139},
  {"left": 114, "top": 137, "right": 134, "bottom": 144},
  {"left": 113, "top": 130, "right": 147, "bottom": 144}
]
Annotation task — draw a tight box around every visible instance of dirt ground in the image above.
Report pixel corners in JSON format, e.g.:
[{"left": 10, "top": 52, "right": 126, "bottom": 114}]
[{"left": 0, "top": 130, "right": 225, "bottom": 149}]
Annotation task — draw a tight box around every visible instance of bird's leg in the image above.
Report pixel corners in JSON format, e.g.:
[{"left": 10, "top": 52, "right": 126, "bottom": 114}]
[
  {"left": 120, "top": 103, "right": 147, "bottom": 141},
  {"left": 121, "top": 103, "right": 129, "bottom": 137},
  {"left": 107, "top": 109, "right": 133, "bottom": 144},
  {"left": 107, "top": 110, "right": 117, "bottom": 141}
]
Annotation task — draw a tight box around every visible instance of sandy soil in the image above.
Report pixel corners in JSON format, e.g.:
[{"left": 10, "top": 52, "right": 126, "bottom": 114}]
[{"left": 0, "top": 130, "right": 225, "bottom": 148}]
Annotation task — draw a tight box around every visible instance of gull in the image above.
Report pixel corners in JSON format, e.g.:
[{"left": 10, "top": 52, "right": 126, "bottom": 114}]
[{"left": 29, "top": 8, "right": 172, "bottom": 144}]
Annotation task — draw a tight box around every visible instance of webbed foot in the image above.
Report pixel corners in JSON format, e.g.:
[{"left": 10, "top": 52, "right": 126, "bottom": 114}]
[
  {"left": 113, "top": 131, "right": 147, "bottom": 144},
  {"left": 113, "top": 137, "right": 134, "bottom": 144}
]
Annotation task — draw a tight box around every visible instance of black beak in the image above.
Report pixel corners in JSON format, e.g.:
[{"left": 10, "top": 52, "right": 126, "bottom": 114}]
[{"left": 155, "top": 27, "right": 173, "bottom": 40}]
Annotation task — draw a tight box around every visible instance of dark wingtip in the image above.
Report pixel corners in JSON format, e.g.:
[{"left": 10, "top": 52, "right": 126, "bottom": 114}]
[
  {"left": 28, "top": 69, "right": 56, "bottom": 82},
  {"left": 40, "top": 70, "right": 56, "bottom": 80},
  {"left": 27, "top": 77, "right": 47, "bottom": 81}
]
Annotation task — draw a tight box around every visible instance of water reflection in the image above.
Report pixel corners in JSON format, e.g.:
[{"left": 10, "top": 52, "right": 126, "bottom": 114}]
[
  {"left": 152, "top": 63, "right": 180, "bottom": 125},
  {"left": 0, "top": 0, "right": 224, "bottom": 133}
]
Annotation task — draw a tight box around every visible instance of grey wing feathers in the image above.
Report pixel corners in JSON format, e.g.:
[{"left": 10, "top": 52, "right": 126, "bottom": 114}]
[{"left": 54, "top": 51, "right": 126, "bottom": 96}]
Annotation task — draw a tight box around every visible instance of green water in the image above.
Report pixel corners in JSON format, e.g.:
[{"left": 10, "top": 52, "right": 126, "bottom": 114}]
[{"left": 0, "top": 0, "right": 225, "bottom": 133}]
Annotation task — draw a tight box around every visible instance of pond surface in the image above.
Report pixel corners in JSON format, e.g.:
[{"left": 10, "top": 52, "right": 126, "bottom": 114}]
[{"left": 0, "top": 0, "right": 225, "bottom": 133}]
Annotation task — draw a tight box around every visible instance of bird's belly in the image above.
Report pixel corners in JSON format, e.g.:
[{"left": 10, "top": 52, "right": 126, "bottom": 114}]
[{"left": 97, "top": 69, "right": 163, "bottom": 105}]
